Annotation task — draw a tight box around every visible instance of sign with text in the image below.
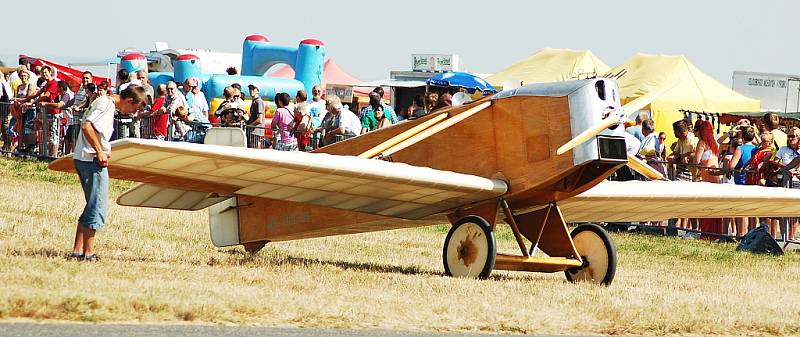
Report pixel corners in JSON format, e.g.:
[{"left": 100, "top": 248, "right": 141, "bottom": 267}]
[
  {"left": 326, "top": 84, "right": 354, "bottom": 103},
  {"left": 412, "top": 54, "right": 459, "bottom": 72},
  {"left": 732, "top": 71, "right": 800, "bottom": 112}
]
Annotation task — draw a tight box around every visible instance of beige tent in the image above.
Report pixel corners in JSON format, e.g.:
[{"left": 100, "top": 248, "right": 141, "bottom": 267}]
[
  {"left": 486, "top": 48, "right": 610, "bottom": 89},
  {"left": 609, "top": 53, "right": 760, "bottom": 147}
]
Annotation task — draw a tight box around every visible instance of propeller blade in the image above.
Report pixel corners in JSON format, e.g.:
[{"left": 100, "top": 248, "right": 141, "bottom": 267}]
[
  {"left": 556, "top": 115, "right": 619, "bottom": 155},
  {"left": 626, "top": 154, "right": 667, "bottom": 181},
  {"left": 621, "top": 80, "right": 678, "bottom": 119}
]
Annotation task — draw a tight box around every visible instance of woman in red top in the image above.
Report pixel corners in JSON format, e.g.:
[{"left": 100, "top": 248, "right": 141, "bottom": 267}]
[{"left": 140, "top": 84, "right": 169, "bottom": 140}]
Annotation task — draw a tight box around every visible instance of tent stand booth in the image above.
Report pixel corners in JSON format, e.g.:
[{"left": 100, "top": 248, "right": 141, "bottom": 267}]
[{"left": 608, "top": 53, "right": 760, "bottom": 149}]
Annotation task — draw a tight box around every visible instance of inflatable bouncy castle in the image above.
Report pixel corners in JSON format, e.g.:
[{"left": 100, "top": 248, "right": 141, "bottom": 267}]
[{"left": 119, "top": 34, "right": 326, "bottom": 108}]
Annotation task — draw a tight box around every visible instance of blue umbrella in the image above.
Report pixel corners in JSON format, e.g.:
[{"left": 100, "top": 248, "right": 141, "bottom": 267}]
[{"left": 427, "top": 72, "right": 497, "bottom": 95}]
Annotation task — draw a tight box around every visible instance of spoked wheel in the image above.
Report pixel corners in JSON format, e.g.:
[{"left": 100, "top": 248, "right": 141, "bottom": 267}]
[
  {"left": 565, "top": 224, "right": 617, "bottom": 286},
  {"left": 443, "top": 215, "right": 496, "bottom": 279}
]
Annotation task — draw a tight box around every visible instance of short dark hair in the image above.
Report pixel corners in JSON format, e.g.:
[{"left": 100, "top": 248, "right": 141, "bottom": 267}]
[
  {"left": 57, "top": 81, "right": 68, "bottom": 92},
  {"left": 120, "top": 85, "right": 148, "bottom": 105},
  {"left": 368, "top": 92, "right": 381, "bottom": 109},
  {"left": 741, "top": 126, "right": 756, "bottom": 142},
  {"left": 275, "top": 92, "right": 291, "bottom": 107},
  {"left": 372, "top": 87, "right": 384, "bottom": 98},
  {"left": 117, "top": 68, "right": 129, "bottom": 81},
  {"left": 295, "top": 90, "right": 307, "bottom": 102},
  {"left": 642, "top": 119, "right": 655, "bottom": 133},
  {"left": 413, "top": 95, "right": 425, "bottom": 108},
  {"left": 231, "top": 83, "right": 242, "bottom": 90},
  {"left": 86, "top": 83, "right": 97, "bottom": 94},
  {"left": 672, "top": 120, "right": 688, "bottom": 133},
  {"left": 83, "top": 71, "right": 92, "bottom": 77}
]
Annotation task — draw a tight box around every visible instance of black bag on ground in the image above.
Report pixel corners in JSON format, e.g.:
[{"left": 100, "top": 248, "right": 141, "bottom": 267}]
[{"left": 736, "top": 225, "right": 784, "bottom": 256}]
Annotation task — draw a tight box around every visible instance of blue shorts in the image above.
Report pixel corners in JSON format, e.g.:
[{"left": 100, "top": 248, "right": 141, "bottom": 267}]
[{"left": 74, "top": 159, "right": 109, "bottom": 230}]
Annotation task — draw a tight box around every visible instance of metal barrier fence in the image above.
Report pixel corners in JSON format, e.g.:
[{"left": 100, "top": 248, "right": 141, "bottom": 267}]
[
  {"left": 0, "top": 103, "right": 67, "bottom": 160},
  {"left": 0, "top": 102, "right": 10, "bottom": 153},
  {"left": 1, "top": 104, "right": 345, "bottom": 157}
]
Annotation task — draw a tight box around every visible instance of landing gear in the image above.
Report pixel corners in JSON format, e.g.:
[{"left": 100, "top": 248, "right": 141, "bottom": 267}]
[
  {"left": 564, "top": 224, "right": 617, "bottom": 286},
  {"left": 443, "top": 215, "right": 496, "bottom": 279}
]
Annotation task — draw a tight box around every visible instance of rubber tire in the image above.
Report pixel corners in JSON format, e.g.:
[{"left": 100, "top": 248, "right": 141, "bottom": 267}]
[
  {"left": 443, "top": 215, "right": 496, "bottom": 279},
  {"left": 564, "top": 224, "right": 617, "bottom": 286}
]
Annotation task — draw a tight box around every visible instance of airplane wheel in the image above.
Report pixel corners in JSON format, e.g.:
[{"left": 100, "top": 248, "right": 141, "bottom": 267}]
[
  {"left": 443, "top": 215, "right": 496, "bottom": 279},
  {"left": 564, "top": 224, "right": 616, "bottom": 286}
]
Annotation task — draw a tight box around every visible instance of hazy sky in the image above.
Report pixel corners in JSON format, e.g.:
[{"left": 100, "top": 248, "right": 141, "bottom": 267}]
[{"left": 2, "top": 1, "right": 797, "bottom": 85}]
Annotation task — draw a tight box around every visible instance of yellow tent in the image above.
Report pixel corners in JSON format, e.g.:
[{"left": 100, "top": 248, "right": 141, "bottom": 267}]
[
  {"left": 486, "top": 48, "right": 610, "bottom": 89},
  {"left": 610, "top": 53, "right": 760, "bottom": 149}
]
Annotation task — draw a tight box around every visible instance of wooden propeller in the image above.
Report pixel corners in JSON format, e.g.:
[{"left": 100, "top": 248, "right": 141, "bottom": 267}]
[
  {"left": 556, "top": 116, "right": 619, "bottom": 155},
  {"left": 625, "top": 154, "right": 667, "bottom": 181}
]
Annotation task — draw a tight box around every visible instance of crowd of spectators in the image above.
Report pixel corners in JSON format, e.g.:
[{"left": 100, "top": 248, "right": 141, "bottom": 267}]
[
  {"left": 620, "top": 111, "right": 800, "bottom": 241},
  {"left": 0, "top": 60, "right": 106, "bottom": 157},
  {"left": 0, "top": 60, "right": 448, "bottom": 157}
]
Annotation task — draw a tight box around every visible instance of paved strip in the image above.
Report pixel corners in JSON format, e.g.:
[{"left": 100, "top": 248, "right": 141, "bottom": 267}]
[{"left": 0, "top": 322, "right": 566, "bottom": 337}]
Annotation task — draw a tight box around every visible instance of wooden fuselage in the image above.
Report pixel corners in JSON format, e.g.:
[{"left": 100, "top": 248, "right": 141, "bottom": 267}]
[
  {"left": 237, "top": 83, "right": 626, "bottom": 244},
  {"left": 318, "top": 95, "right": 622, "bottom": 208}
]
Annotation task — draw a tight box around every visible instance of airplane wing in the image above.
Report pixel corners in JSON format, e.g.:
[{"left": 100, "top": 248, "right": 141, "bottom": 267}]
[
  {"left": 117, "top": 183, "right": 231, "bottom": 211},
  {"left": 560, "top": 180, "right": 800, "bottom": 222},
  {"left": 49, "top": 139, "right": 508, "bottom": 219}
]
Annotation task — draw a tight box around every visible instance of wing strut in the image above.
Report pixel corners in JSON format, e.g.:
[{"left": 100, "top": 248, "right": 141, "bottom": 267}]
[
  {"left": 358, "top": 113, "right": 449, "bottom": 158},
  {"left": 378, "top": 101, "right": 491, "bottom": 158}
]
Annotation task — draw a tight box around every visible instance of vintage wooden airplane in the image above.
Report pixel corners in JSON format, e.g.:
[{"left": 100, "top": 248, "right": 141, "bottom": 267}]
[{"left": 49, "top": 78, "right": 800, "bottom": 286}]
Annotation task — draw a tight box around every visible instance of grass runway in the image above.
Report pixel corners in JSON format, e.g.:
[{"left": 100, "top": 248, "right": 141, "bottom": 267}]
[{"left": 0, "top": 157, "right": 798, "bottom": 336}]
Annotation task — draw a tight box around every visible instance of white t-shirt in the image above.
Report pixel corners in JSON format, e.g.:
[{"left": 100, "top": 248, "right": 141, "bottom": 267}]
[
  {"left": 624, "top": 132, "right": 641, "bottom": 156},
  {"left": 339, "top": 108, "right": 362, "bottom": 136},
  {"left": 776, "top": 146, "right": 799, "bottom": 166},
  {"left": 59, "top": 90, "right": 76, "bottom": 123},
  {"left": 74, "top": 96, "right": 116, "bottom": 162}
]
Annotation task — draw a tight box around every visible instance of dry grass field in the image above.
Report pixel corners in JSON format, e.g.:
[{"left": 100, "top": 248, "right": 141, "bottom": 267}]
[{"left": 1, "top": 157, "right": 799, "bottom": 336}]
